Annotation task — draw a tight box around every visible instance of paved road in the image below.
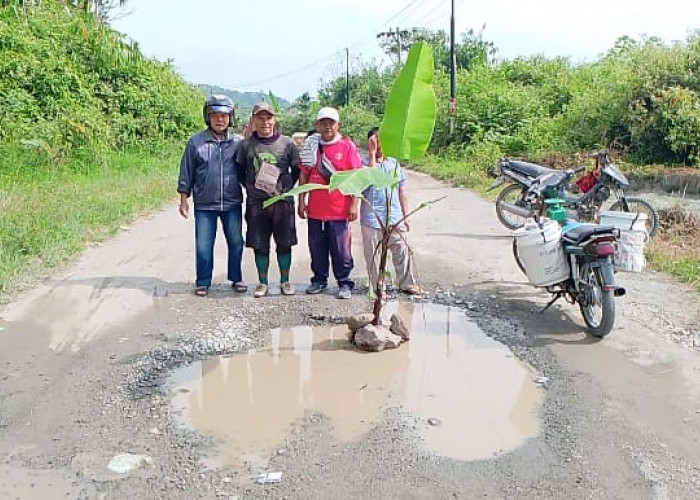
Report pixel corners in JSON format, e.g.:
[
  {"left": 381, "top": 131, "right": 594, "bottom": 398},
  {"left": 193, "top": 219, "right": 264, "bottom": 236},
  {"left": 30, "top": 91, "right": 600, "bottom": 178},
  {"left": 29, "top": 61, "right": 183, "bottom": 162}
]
[{"left": 1, "top": 170, "right": 699, "bottom": 499}]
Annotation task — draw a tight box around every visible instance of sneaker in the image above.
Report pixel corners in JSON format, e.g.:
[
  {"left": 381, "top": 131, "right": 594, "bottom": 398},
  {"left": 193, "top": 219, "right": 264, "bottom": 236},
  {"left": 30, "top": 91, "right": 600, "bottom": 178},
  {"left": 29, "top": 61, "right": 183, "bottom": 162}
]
[
  {"left": 280, "top": 282, "right": 295, "bottom": 296},
  {"left": 401, "top": 285, "right": 423, "bottom": 295},
  {"left": 337, "top": 286, "right": 352, "bottom": 300},
  {"left": 305, "top": 282, "right": 328, "bottom": 294},
  {"left": 232, "top": 281, "right": 248, "bottom": 293},
  {"left": 253, "top": 283, "right": 268, "bottom": 298}
]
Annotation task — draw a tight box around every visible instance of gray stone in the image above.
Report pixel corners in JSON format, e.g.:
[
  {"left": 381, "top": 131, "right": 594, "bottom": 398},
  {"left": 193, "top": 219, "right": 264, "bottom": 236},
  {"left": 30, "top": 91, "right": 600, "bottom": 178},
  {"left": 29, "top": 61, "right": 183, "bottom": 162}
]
[
  {"left": 389, "top": 313, "right": 410, "bottom": 341},
  {"left": 383, "top": 331, "right": 403, "bottom": 349},
  {"left": 353, "top": 325, "right": 387, "bottom": 352},
  {"left": 347, "top": 313, "right": 376, "bottom": 332},
  {"left": 353, "top": 325, "right": 403, "bottom": 352},
  {"left": 345, "top": 329, "right": 356, "bottom": 343}
]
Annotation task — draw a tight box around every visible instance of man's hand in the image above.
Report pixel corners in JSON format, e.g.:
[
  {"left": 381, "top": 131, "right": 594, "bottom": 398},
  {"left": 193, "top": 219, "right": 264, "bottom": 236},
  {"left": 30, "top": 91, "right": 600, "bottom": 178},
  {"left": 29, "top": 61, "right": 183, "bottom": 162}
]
[
  {"left": 403, "top": 219, "right": 410, "bottom": 232},
  {"left": 368, "top": 134, "right": 378, "bottom": 166},
  {"left": 348, "top": 204, "right": 358, "bottom": 222},
  {"left": 179, "top": 198, "right": 189, "bottom": 219},
  {"left": 298, "top": 198, "right": 308, "bottom": 219}
]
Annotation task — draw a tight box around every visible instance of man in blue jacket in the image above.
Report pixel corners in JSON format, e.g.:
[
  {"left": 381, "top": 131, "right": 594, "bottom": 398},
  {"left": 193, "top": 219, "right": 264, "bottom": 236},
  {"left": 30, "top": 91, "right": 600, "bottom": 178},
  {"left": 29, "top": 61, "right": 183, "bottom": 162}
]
[{"left": 177, "top": 94, "right": 246, "bottom": 296}]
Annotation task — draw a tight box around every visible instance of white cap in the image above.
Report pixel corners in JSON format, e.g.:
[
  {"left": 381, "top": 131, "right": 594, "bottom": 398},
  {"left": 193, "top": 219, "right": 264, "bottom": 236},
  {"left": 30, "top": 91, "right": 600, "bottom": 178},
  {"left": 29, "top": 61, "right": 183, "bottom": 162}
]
[{"left": 316, "top": 106, "right": 340, "bottom": 123}]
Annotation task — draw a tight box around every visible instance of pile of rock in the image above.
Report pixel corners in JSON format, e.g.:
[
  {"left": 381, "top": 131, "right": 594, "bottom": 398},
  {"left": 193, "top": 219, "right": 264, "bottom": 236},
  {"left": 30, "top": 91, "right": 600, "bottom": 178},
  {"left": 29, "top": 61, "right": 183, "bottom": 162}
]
[{"left": 346, "top": 312, "right": 410, "bottom": 352}]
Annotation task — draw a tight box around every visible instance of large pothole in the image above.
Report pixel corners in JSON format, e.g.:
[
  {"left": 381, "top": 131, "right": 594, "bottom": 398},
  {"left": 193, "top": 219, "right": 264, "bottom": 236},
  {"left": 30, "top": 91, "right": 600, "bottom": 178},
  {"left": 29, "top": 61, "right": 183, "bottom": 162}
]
[{"left": 166, "top": 302, "right": 543, "bottom": 468}]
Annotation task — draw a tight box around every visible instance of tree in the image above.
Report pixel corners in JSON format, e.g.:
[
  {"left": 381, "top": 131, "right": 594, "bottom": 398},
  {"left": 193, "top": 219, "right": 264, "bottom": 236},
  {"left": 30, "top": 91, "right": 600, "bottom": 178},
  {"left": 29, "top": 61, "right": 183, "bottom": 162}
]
[{"left": 377, "top": 27, "right": 497, "bottom": 72}]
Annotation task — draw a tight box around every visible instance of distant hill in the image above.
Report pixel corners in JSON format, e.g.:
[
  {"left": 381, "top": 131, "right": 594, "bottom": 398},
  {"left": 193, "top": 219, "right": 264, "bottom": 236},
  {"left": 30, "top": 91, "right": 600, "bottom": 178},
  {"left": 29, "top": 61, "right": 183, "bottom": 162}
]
[{"left": 195, "top": 84, "right": 290, "bottom": 110}]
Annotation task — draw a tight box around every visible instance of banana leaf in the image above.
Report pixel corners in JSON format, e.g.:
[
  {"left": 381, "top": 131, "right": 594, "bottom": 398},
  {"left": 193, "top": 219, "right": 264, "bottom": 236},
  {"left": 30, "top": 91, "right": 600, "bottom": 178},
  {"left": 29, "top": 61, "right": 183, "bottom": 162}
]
[
  {"left": 267, "top": 91, "right": 280, "bottom": 112},
  {"left": 327, "top": 168, "right": 397, "bottom": 196},
  {"left": 379, "top": 42, "right": 436, "bottom": 161},
  {"left": 262, "top": 183, "right": 328, "bottom": 208}
]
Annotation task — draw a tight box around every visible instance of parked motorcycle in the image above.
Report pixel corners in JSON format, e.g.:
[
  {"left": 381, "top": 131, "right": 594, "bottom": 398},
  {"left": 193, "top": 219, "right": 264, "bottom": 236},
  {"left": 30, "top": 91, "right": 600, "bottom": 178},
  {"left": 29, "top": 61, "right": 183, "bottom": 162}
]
[
  {"left": 512, "top": 172, "right": 626, "bottom": 338},
  {"left": 490, "top": 150, "right": 659, "bottom": 237}
]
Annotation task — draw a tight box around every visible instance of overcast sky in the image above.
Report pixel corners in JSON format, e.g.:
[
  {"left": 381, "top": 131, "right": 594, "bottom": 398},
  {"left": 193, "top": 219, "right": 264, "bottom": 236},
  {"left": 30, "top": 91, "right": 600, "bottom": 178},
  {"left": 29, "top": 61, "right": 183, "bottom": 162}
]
[{"left": 111, "top": 0, "right": 700, "bottom": 101}]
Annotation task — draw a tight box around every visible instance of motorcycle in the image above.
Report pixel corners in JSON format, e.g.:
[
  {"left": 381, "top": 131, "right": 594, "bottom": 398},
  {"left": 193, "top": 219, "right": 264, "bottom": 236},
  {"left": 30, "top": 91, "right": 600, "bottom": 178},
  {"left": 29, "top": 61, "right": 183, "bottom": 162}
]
[
  {"left": 490, "top": 150, "right": 659, "bottom": 237},
  {"left": 512, "top": 172, "right": 626, "bottom": 338}
]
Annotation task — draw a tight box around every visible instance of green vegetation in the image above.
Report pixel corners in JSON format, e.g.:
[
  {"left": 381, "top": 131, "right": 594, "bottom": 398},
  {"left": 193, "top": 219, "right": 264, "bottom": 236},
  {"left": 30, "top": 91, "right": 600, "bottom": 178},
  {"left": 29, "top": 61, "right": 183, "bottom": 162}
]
[
  {"left": 281, "top": 29, "right": 700, "bottom": 290},
  {"left": 0, "top": 1, "right": 202, "bottom": 297}
]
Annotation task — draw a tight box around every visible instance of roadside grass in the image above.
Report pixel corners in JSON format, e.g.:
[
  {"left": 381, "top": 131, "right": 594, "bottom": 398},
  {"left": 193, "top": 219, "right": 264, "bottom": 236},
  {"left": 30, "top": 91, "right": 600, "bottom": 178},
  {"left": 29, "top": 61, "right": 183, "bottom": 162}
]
[
  {"left": 646, "top": 206, "right": 700, "bottom": 292},
  {"left": 0, "top": 143, "right": 182, "bottom": 301},
  {"left": 411, "top": 146, "right": 499, "bottom": 195}
]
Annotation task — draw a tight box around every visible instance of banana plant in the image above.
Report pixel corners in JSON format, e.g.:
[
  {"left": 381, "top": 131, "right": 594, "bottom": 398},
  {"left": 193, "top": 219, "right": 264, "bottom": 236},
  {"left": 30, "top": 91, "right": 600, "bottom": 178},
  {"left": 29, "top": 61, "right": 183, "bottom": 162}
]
[{"left": 264, "top": 42, "right": 439, "bottom": 324}]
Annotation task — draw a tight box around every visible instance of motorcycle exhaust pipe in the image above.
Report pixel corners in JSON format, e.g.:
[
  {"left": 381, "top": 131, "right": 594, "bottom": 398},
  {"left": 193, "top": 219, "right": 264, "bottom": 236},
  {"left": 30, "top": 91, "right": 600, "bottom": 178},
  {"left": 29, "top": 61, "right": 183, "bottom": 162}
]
[{"left": 498, "top": 201, "right": 533, "bottom": 218}]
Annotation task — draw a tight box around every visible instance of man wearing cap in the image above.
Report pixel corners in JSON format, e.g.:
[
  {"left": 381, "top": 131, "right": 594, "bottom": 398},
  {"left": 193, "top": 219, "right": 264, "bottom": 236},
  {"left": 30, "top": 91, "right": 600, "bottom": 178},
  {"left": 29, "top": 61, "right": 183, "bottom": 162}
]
[
  {"left": 235, "top": 102, "right": 301, "bottom": 298},
  {"left": 177, "top": 94, "right": 246, "bottom": 297},
  {"left": 298, "top": 107, "right": 362, "bottom": 299}
]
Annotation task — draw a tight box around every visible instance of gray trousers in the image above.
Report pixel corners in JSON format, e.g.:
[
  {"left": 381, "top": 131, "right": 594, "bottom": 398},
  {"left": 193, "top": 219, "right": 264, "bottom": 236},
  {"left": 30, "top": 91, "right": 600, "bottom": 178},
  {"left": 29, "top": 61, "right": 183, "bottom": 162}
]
[{"left": 361, "top": 224, "right": 417, "bottom": 291}]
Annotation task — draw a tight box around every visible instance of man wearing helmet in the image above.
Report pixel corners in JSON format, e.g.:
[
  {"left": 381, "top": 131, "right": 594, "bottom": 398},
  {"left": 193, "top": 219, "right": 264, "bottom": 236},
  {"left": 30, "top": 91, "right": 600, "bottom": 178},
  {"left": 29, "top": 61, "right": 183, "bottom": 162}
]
[{"left": 177, "top": 94, "right": 247, "bottom": 296}]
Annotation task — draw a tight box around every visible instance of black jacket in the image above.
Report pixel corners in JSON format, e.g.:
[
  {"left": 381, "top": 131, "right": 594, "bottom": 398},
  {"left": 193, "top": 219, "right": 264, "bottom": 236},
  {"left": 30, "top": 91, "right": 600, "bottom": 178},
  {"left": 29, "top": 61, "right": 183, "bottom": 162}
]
[{"left": 177, "top": 129, "right": 243, "bottom": 210}]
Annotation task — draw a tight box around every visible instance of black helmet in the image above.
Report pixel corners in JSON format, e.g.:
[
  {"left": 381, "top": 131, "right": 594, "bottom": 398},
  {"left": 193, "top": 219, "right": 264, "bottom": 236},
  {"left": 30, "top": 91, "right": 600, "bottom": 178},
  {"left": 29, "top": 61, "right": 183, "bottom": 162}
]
[{"left": 203, "top": 94, "right": 235, "bottom": 127}]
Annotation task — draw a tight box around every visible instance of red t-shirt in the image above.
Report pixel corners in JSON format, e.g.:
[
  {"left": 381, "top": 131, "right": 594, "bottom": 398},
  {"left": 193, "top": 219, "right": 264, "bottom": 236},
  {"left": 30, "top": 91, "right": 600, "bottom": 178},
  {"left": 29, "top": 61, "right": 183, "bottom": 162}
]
[{"left": 300, "top": 137, "right": 362, "bottom": 220}]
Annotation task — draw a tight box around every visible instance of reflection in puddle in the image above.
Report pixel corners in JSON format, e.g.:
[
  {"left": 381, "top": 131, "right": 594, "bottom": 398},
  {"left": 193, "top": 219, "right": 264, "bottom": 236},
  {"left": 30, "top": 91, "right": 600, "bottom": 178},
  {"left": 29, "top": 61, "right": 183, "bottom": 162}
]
[{"left": 168, "top": 303, "right": 543, "bottom": 467}]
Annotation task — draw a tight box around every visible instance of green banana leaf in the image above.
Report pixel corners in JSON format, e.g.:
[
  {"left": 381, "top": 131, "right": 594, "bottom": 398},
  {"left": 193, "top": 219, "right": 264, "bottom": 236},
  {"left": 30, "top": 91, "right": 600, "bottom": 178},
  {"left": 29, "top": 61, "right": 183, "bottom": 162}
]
[
  {"left": 379, "top": 42, "right": 436, "bottom": 161},
  {"left": 328, "top": 168, "right": 397, "bottom": 196},
  {"left": 267, "top": 91, "right": 280, "bottom": 112},
  {"left": 262, "top": 183, "right": 328, "bottom": 208},
  {"left": 261, "top": 168, "right": 398, "bottom": 209}
]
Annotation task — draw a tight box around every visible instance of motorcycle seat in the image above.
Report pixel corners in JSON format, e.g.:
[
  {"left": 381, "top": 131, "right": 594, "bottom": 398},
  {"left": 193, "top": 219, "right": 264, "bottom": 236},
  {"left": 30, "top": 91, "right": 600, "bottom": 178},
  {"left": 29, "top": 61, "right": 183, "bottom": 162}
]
[
  {"left": 562, "top": 224, "right": 617, "bottom": 245},
  {"left": 504, "top": 159, "right": 555, "bottom": 178}
]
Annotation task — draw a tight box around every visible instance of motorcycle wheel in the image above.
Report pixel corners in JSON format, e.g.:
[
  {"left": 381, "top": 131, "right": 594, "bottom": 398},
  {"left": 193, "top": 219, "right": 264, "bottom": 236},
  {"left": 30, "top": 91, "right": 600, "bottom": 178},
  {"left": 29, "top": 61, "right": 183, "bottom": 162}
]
[
  {"left": 579, "top": 263, "right": 615, "bottom": 338},
  {"left": 496, "top": 184, "right": 532, "bottom": 230},
  {"left": 608, "top": 197, "right": 659, "bottom": 238}
]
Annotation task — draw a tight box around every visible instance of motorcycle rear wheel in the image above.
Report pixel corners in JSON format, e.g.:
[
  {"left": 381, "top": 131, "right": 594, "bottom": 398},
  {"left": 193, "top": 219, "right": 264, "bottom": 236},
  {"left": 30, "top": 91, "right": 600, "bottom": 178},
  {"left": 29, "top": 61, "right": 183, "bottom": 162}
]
[
  {"left": 608, "top": 197, "right": 659, "bottom": 238},
  {"left": 579, "top": 263, "right": 615, "bottom": 338},
  {"left": 496, "top": 184, "right": 532, "bottom": 230}
]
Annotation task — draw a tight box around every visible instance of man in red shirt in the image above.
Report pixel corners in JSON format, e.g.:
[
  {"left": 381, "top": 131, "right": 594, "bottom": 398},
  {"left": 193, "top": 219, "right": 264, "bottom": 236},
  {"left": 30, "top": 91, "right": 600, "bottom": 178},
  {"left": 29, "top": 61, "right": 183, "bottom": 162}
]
[{"left": 298, "top": 107, "right": 362, "bottom": 299}]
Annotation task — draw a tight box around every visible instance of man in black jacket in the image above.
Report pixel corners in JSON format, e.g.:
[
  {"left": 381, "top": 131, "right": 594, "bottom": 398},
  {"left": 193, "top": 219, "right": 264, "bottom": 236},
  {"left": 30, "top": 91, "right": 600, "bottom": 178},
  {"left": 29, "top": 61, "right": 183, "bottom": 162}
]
[
  {"left": 234, "top": 102, "right": 300, "bottom": 298},
  {"left": 177, "top": 95, "right": 246, "bottom": 296}
]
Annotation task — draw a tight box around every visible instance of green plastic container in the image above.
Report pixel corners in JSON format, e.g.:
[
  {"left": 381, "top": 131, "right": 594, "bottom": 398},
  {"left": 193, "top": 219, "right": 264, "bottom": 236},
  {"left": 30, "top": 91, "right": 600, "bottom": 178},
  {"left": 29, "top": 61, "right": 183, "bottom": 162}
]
[{"left": 545, "top": 198, "right": 566, "bottom": 222}]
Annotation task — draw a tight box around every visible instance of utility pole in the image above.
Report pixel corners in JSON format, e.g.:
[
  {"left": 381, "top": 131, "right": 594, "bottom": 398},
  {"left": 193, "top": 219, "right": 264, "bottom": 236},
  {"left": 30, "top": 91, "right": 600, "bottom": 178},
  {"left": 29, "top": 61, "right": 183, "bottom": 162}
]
[
  {"left": 396, "top": 27, "right": 402, "bottom": 66},
  {"left": 377, "top": 27, "right": 409, "bottom": 68},
  {"left": 449, "top": 0, "right": 456, "bottom": 135},
  {"left": 345, "top": 47, "right": 350, "bottom": 106}
]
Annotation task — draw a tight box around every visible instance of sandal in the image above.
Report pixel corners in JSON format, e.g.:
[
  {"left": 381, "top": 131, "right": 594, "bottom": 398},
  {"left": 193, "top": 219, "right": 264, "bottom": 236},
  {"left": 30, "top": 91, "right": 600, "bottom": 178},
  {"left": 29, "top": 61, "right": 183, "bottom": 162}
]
[
  {"left": 194, "top": 287, "right": 208, "bottom": 297},
  {"left": 232, "top": 281, "right": 248, "bottom": 293}
]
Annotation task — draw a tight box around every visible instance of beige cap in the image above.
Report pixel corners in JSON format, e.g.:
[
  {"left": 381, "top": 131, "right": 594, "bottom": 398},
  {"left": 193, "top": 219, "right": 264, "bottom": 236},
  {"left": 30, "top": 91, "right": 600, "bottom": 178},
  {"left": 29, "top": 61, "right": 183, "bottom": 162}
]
[
  {"left": 252, "top": 102, "right": 275, "bottom": 116},
  {"left": 316, "top": 106, "right": 339, "bottom": 123}
]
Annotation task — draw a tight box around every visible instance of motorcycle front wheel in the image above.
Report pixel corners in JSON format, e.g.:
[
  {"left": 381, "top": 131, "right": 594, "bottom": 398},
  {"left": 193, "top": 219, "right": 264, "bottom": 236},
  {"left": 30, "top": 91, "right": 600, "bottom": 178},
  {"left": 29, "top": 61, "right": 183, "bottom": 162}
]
[
  {"left": 608, "top": 197, "right": 659, "bottom": 238},
  {"left": 495, "top": 184, "right": 532, "bottom": 230},
  {"left": 579, "top": 263, "right": 615, "bottom": 338}
]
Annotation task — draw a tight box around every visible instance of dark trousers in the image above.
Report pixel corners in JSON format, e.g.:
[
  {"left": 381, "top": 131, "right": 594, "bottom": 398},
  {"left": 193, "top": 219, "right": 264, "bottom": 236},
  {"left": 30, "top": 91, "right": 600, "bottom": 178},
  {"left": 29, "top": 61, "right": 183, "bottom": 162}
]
[{"left": 307, "top": 218, "right": 354, "bottom": 289}]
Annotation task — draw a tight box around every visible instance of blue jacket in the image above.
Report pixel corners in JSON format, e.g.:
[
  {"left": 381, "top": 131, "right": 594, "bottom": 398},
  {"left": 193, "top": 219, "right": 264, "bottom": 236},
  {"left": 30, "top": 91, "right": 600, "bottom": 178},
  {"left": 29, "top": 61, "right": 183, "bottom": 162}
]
[{"left": 177, "top": 129, "right": 243, "bottom": 211}]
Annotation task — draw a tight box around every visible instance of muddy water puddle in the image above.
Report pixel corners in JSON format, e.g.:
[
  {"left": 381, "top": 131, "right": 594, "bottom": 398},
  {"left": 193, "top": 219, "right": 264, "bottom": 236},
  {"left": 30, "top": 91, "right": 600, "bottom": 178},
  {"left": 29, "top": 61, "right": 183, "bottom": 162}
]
[{"left": 167, "top": 303, "right": 543, "bottom": 467}]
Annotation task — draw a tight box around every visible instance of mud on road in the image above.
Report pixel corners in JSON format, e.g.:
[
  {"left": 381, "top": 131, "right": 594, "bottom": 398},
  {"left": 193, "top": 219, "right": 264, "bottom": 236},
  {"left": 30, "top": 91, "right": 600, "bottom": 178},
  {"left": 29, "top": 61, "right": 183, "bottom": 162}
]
[{"left": 1, "top": 171, "right": 699, "bottom": 499}]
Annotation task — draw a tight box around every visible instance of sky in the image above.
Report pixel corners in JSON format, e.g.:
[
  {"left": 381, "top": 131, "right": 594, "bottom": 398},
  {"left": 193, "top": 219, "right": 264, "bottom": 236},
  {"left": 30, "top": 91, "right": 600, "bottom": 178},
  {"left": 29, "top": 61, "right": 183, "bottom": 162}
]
[{"left": 111, "top": 0, "right": 700, "bottom": 101}]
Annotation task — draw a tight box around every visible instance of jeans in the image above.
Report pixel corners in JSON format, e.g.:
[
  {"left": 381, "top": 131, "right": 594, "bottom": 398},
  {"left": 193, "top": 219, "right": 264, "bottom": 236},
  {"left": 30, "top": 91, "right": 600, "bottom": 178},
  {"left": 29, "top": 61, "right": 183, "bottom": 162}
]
[{"left": 194, "top": 207, "right": 244, "bottom": 287}]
